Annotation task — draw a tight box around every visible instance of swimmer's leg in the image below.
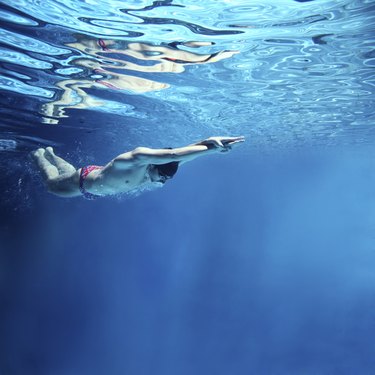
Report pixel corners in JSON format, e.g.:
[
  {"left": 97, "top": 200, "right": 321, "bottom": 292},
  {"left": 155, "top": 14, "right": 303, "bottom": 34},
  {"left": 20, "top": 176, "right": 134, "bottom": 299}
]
[
  {"left": 31, "top": 148, "right": 59, "bottom": 181},
  {"left": 44, "top": 147, "right": 76, "bottom": 175}
]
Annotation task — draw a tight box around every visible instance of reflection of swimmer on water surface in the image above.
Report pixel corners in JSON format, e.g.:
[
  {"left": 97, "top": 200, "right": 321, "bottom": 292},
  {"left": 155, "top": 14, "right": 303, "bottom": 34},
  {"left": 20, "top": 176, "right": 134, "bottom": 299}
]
[
  {"left": 68, "top": 38, "right": 238, "bottom": 67},
  {"left": 32, "top": 136, "right": 245, "bottom": 199},
  {"left": 41, "top": 37, "right": 239, "bottom": 123}
]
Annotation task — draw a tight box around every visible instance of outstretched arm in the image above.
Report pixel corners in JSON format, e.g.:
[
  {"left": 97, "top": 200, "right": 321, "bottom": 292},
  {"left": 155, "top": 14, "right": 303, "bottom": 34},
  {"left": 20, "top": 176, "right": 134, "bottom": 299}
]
[{"left": 113, "top": 136, "right": 245, "bottom": 168}]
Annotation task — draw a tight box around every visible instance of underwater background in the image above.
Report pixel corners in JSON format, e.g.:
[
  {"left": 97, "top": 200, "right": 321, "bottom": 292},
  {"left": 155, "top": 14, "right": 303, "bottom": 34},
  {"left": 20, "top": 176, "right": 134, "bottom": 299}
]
[{"left": 0, "top": 0, "right": 375, "bottom": 374}]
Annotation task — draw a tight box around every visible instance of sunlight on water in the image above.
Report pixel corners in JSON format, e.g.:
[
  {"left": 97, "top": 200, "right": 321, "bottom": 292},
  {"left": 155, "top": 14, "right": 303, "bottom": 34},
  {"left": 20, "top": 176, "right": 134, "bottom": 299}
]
[{"left": 0, "top": 0, "right": 374, "bottom": 148}]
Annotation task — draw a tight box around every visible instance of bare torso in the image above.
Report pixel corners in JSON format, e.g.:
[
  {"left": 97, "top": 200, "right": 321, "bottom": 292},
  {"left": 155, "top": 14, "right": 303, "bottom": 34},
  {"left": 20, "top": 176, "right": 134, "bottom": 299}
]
[{"left": 82, "top": 162, "right": 150, "bottom": 196}]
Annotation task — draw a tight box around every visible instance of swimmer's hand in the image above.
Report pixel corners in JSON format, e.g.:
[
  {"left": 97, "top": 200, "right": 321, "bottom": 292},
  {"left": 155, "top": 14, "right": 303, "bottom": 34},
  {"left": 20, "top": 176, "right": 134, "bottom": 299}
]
[{"left": 198, "top": 136, "right": 245, "bottom": 152}]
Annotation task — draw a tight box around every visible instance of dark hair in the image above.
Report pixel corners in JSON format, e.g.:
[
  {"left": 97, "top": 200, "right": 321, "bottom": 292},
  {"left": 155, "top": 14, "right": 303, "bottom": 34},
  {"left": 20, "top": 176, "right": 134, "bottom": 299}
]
[{"left": 155, "top": 162, "right": 179, "bottom": 180}]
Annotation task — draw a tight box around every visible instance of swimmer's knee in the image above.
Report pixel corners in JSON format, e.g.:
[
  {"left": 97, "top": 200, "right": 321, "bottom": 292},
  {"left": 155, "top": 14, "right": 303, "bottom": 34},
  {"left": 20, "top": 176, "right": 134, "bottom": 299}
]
[{"left": 46, "top": 180, "right": 63, "bottom": 195}]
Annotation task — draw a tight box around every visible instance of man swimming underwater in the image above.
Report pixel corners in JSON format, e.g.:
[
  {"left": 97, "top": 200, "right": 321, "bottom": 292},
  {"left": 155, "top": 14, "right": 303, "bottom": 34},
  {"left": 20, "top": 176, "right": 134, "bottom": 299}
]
[{"left": 32, "top": 136, "right": 245, "bottom": 199}]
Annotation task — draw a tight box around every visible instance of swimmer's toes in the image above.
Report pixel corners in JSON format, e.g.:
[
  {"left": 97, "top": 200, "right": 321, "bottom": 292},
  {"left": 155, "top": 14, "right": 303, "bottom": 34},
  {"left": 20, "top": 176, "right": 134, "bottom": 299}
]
[
  {"left": 30, "top": 148, "right": 45, "bottom": 159},
  {"left": 46, "top": 146, "right": 54, "bottom": 155}
]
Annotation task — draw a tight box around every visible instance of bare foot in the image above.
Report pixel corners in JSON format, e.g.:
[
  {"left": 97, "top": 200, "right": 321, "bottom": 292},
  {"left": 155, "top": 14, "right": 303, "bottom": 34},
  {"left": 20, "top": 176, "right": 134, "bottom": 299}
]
[
  {"left": 44, "top": 146, "right": 57, "bottom": 165},
  {"left": 45, "top": 146, "right": 54, "bottom": 155},
  {"left": 31, "top": 148, "right": 45, "bottom": 160}
]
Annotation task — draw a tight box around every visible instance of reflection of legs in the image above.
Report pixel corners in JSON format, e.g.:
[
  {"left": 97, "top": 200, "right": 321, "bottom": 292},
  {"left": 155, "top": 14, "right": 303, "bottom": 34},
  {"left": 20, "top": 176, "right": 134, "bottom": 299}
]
[
  {"left": 31, "top": 148, "right": 59, "bottom": 182},
  {"left": 45, "top": 147, "right": 76, "bottom": 175}
]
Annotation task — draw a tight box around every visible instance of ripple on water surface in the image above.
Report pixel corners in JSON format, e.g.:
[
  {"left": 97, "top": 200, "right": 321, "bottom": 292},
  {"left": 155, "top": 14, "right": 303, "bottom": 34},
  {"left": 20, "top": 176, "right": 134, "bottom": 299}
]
[{"left": 0, "top": 0, "right": 373, "bottom": 148}]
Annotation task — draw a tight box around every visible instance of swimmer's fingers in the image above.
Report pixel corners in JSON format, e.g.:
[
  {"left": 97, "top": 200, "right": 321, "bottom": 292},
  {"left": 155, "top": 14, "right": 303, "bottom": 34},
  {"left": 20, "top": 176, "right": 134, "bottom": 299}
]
[
  {"left": 222, "top": 136, "right": 245, "bottom": 145},
  {"left": 200, "top": 137, "right": 225, "bottom": 148},
  {"left": 212, "top": 136, "right": 244, "bottom": 145},
  {"left": 226, "top": 140, "right": 245, "bottom": 148},
  {"left": 199, "top": 136, "right": 244, "bottom": 151},
  {"left": 220, "top": 137, "right": 245, "bottom": 152},
  {"left": 221, "top": 136, "right": 245, "bottom": 149}
]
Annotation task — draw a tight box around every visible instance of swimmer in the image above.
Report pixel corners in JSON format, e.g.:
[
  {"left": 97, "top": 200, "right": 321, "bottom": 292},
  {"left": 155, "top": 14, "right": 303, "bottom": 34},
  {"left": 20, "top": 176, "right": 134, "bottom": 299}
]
[{"left": 31, "top": 136, "right": 245, "bottom": 199}]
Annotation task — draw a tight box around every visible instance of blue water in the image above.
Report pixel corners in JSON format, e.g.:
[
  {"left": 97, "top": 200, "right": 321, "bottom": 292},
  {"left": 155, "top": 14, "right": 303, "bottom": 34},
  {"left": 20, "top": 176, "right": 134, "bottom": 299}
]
[{"left": 0, "top": 0, "right": 375, "bottom": 374}]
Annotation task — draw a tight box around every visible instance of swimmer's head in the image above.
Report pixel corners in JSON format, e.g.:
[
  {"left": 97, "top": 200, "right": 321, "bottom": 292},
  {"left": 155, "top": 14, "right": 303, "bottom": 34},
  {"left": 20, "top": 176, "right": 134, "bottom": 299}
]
[{"left": 150, "top": 162, "right": 179, "bottom": 184}]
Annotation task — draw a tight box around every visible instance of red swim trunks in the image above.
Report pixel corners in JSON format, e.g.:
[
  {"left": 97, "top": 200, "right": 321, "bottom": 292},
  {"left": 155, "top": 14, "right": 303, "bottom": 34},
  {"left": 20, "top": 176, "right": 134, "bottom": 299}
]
[{"left": 79, "top": 165, "right": 103, "bottom": 200}]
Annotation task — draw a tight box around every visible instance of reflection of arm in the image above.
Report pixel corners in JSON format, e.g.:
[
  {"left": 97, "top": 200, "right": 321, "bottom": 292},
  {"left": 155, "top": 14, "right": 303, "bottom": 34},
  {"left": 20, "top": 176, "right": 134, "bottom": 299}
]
[
  {"left": 100, "top": 57, "right": 185, "bottom": 73},
  {"left": 107, "top": 43, "right": 239, "bottom": 64}
]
